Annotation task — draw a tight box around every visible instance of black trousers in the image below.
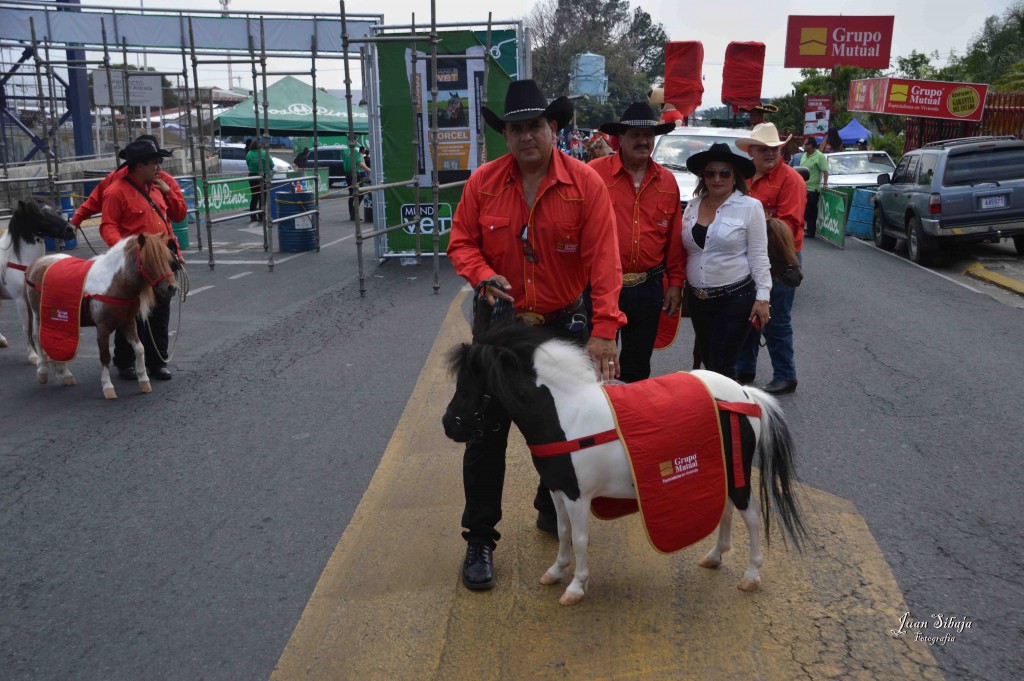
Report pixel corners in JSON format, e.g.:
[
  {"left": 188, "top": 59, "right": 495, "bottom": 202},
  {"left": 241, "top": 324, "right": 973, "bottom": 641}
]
[
  {"left": 114, "top": 293, "right": 171, "bottom": 370},
  {"left": 686, "top": 281, "right": 755, "bottom": 380},
  {"left": 617, "top": 274, "right": 664, "bottom": 383},
  {"left": 804, "top": 191, "right": 820, "bottom": 238},
  {"left": 249, "top": 177, "right": 264, "bottom": 221},
  {"left": 461, "top": 313, "right": 590, "bottom": 547}
]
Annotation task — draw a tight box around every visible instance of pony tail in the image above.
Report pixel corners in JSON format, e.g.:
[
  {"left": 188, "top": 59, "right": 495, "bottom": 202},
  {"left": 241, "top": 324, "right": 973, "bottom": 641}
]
[{"left": 747, "top": 387, "right": 808, "bottom": 549}]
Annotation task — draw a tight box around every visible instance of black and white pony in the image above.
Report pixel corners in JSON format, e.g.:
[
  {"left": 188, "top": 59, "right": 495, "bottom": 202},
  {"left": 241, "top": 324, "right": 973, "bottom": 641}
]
[
  {"left": 443, "top": 323, "right": 806, "bottom": 605},
  {"left": 0, "top": 198, "right": 76, "bottom": 361}
]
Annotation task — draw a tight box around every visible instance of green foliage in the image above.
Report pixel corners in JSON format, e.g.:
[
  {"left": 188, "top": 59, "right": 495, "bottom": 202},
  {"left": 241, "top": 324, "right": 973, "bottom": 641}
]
[{"left": 868, "top": 132, "right": 904, "bottom": 164}]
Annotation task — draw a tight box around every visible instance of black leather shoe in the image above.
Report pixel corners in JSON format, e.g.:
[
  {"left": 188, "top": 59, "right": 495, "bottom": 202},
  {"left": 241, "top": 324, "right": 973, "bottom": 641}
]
[
  {"left": 536, "top": 512, "right": 558, "bottom": 536},
  {"left": 149, "top": 366, "right": 172, "bottom": 381},
  {"left": 763, "top": 379, "right": 797, "bottom": 395},
  {"left": 738, "top": 372, "right": 756, "bottom": 386},
  {"left": 461, "top": 542, "right": 495, "bottom": 590},
  {"left": 117, "top": 366, "right": 137, "bottom": 380}
]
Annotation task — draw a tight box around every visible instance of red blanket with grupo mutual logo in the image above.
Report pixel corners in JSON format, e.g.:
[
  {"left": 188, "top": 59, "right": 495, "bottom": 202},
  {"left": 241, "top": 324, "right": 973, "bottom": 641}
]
[
  {"left": 39, "top": 257, "right": 94, "bottom": 362},
  {"left": 593, "top": 372, "right": 727, "bottom": 553}
]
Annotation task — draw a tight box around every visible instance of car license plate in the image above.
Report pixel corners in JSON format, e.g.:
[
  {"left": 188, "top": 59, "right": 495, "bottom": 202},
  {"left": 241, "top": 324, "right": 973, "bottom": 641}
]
[{"left": 980, "top": 195, "right": 1007, "bottom": 210}]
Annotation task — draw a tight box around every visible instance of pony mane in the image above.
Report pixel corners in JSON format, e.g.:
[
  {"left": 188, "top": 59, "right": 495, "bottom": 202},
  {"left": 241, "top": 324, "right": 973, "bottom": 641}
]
[
  {"left": 7, "top": 199, "right": 45, "bottom": 259},
  {"left": 121, "top": 236, "right": 158, "bottom": 314},
  {"left": 447, "top": 323, "right": 596, "bottom": 415}
]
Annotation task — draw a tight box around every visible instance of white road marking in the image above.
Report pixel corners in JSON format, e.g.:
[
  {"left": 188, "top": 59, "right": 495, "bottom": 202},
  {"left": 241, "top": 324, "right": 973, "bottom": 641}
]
[
  {"left": 847, "top": 237, "right": 982, "bottom": 293},
  {"left": 228, "top": 271, "right": 253, "bottom": 280},
  {"left": 188, "top": 285, "right": 215, "bottom": 295},
  {"left": 181, "top": 234, "right": 354, "bottom": 266}
]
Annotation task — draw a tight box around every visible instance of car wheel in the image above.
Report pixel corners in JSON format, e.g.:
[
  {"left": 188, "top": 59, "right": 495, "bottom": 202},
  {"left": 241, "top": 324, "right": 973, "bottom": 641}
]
[
  {"left": 1014, "top": 235, "right": 1024, "bottom": 256},
  {"left": 906, "top": 216, "right": 934, "bottom": 265},
  {"left": 873, "top": 209, "right": 897, "bottom": 251}
]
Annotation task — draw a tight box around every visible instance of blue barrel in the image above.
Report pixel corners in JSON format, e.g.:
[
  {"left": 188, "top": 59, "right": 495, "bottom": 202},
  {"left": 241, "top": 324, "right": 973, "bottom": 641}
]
[
  {"left": 34, "top": 190, "right": 78, "bottom": 251},
  {"left": 275, "top": 191, "right": 316, "bottom": 252}
]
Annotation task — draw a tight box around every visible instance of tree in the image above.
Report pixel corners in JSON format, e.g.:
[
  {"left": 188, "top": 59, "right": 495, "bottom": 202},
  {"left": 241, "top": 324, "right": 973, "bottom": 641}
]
[
  {"left": 961, "top": 3, "right": 1024, "bottom": 85},
  {"left": 525, "top": 0, "right": 667, "bottom": 128}
]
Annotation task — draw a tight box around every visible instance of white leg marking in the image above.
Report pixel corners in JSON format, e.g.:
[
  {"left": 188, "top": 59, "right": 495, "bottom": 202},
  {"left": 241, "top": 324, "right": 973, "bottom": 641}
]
[
  {"left": 541, "top": 492, "right": 572, "bottom": 586},
  {"left": 737, "top": 503, "right": 764, "bottom": 592},
  {"left": 559, "top": 497, "right": 593, "bottom": 606},
  {"left": 700, "top": 500, "right": 735, "bottom": 569}
]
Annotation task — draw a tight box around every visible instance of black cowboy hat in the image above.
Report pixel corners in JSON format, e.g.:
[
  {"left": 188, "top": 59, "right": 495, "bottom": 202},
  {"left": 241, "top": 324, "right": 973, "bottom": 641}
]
[
  {"left": 686, "top": 142, "right": 756, "bottom": 179},
  {"left": 119, "top": 138, "right": 173, "bottom": 164},
  {"left": 599, "top": 102, "right": 675, "bottom": 136},
  {"left": 481, "top": 79, "right": 573, "bottom": 133}
]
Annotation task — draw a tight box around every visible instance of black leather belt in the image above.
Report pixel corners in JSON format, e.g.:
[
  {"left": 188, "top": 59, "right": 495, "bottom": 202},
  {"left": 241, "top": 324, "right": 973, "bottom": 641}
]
[
  {"left": 687, "top": 276, "right": 754, "bottom": 300},
  {"left": 516, "top": 296, "right": 585, "bottom": 326},
  {"left": 622, "top": 264, "right": 666, "bottom": 287}
]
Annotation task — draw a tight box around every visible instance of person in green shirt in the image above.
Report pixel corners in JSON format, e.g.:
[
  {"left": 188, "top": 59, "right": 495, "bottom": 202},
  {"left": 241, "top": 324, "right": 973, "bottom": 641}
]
[
  {"left": 245, "top": 139, "right": 269, "bottom": 222},
  {"left": 798, "top": 137, "right": 829, "bottom": 238}
]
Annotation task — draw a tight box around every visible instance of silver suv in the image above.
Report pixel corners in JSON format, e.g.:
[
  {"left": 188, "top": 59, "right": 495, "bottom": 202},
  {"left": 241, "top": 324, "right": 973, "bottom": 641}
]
[{"left": 873, "top": 136, "right": 1024, "bottom": 264}]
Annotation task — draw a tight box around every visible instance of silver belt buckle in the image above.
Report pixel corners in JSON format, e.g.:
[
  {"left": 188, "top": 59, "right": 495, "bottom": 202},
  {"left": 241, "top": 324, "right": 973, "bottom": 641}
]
[{"left": 692, "top": 287, "right": 709, "bottom": 300}]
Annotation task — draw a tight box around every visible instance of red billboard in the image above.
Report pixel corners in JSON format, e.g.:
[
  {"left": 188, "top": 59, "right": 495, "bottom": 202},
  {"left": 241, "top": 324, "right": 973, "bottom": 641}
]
[
  {"left": 849, "top": 78, "right": 988, "bottom": 122},
  {"left": 785, "top": 16, "right": 894, "bottom": 69}
]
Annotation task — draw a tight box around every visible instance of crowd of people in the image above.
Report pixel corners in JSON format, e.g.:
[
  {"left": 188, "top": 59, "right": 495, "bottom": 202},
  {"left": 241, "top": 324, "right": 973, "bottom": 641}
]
[{"left": 447, "top": 80, "right": 809, "bottom": 592}]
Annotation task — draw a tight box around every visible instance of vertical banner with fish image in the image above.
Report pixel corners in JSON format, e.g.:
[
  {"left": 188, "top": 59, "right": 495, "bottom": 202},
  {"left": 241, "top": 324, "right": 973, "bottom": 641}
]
[{"left": 408, "top": 46, "right": 487, "bottom": 187}]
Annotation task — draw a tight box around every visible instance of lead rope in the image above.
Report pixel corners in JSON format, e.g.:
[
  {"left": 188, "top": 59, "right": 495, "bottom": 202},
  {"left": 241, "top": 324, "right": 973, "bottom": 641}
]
[{"left": 145, "top": 260, "right": 190, "bottom": 364}]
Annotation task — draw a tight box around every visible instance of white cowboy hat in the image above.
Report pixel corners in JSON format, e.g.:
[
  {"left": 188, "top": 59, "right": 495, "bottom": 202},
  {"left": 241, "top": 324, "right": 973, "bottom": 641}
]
[{"left": 735, "top": 123, "right": 793, "bottom": 152}]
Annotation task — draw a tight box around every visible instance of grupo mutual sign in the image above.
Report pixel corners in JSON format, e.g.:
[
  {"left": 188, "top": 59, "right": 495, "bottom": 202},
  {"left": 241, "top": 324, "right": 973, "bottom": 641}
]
[
  {"left": 849, "top": 78, "right": 988, "bottom": 122},
  {"left": 784, "top": 16, "right": 894, "bottom": 69}
]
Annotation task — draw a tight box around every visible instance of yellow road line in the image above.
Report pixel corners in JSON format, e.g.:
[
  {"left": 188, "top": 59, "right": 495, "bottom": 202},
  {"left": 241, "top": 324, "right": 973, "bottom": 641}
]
[
  {"left": 964, "top": 262, "right": 1024, "bottom": 296},
  {"left": 273, "top": 291, "right": 941, "bottom": 680}
]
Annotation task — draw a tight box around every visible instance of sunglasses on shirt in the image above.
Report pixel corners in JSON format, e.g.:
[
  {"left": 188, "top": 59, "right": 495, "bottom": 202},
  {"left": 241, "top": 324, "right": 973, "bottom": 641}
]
[
  {"left": 703, "top": 168, "right": 733, "bottom": 180},
  {"left": 520, "top": 224, "right": 538, "bottom": 263}
]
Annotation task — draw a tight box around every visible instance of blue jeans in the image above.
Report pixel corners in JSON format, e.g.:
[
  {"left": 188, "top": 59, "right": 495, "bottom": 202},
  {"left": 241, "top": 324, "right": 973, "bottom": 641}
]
[{"left": 737, "top": 254, "right": 800, "bottom": 382}]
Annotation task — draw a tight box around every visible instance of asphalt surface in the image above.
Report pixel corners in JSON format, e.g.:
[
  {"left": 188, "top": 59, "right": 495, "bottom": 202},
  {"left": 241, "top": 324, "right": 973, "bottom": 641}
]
[{"left": 1, "top": 207, "right": 1023, "bottom": 679}]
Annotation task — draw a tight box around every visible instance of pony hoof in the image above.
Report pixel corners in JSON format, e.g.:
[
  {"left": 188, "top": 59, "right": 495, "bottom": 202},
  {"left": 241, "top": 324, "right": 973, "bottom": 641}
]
[
  {"left": 103, "top": 388, "right": 117, "bottom": 400},
  {"left": 539, "top": 572, "right": 560, "bottom": 586},
  {"left": 737, "top": 576, "right": 761, "bottom": 592},
  {"left": 698, "top": 554, "right": 723, "bottom": 569},
  {"left": 28, "top": 355, "right": 38, "bottom": 365},
  {"left": 37, "top": 374, "right": 48, "bottom": 384},
  {"left": 0, "top": 338, "right": 8, "bottom": 348},
  {"left": 559, "top": 591, "right": 584, "bottom": 606},
  {"left": 63, "top": 375, "right": 77, "bottom": 386},
  {"left": 139, "top": 381, "right": 152, "bottom": 394}
]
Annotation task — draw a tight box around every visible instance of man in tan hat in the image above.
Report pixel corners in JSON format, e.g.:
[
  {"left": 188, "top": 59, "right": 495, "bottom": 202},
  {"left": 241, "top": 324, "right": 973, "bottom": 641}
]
[
  {"left": 589, "top": 102, "right": 685, "bottom": 383},
  {"left": 735, "top": 123, "right": 806, "bottom": 395},
  {"left": 745, "top": 103, "right": 778, "bottom": 128},
  {"left": 447, "top": 79, "right": 626, "bottom": 591}
]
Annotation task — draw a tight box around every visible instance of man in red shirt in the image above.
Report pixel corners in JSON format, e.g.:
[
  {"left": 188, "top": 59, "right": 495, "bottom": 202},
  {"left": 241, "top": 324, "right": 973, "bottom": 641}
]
[
  {"left": 735, "top": 123, "right": 806, "bottom": 395},
  {"left": 70, "top": 135, "right": 184, "bottom": 236},
  {"left": 100, "top": 139, "right": 187, "bottom": 381},
  {"left": 589, "top": 102, "right": 685, "bottom": 382},
  {"left": 448, "top": 79, "right": 625, "bottom": 590}
]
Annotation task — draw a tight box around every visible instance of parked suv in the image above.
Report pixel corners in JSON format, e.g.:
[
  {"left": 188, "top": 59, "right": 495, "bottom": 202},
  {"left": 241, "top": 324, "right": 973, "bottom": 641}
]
[
  {"left": 307, "top": 145, "right": 353, "bottom": 187},
  {"left": 873, "top": 136, "right": 1024, "bottom": 264},
  {"left": 216, "top": 142, "right": 293, "bottom": 178}
]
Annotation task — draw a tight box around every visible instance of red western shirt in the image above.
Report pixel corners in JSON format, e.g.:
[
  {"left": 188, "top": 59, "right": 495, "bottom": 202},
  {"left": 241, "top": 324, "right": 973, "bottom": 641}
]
[
  {"left": 588, "top": 152, "right": 686, "bottom": 288},
  {"left": 72, "top": 167, "right": 182, "bottom": 227},
  {"left": 98, "top": 175, "right": 187, "bottom": 248},
  {"left": 447, "top": 149, "right": 626, "bottom": 339},
  {"left": 748, "top": 161, "right": 807, "bottom": 252}
]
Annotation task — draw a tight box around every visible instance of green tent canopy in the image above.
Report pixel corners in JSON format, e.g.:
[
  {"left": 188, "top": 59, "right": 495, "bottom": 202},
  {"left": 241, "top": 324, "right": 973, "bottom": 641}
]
[{"left": 216, "top": 76, "right": 369, "bottom": 136}]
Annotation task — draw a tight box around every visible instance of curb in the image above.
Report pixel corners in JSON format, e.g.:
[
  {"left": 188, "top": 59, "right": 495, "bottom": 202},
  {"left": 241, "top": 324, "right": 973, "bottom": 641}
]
[{"left": 964, "top": 262, "right": 1024, "bottom": 297}]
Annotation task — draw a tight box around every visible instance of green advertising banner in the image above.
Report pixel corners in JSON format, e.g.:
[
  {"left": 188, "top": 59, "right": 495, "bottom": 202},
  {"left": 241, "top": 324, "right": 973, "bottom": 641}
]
[
  {"left": 817, "top": 189, "right": 848, "bottom": 249},
  {"left": 376, "top": 30, "right": 516, "bottom": 254},
  {"left": 194, "top": 170, "right": 329, "bottom": 215}
]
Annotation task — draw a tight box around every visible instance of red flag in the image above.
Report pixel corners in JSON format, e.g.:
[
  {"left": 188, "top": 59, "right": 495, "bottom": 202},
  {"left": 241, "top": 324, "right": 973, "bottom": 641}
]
[
  {"left": 664, "top": 42, "right": 704, "bottom": 118},
  {"left": 722, "top": 42, "right": 766, "bottom": 113}
]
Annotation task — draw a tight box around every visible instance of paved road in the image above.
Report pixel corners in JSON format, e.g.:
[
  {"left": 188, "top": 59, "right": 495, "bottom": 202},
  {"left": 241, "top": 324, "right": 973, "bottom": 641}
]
[{"left": 1, "top": 208, "right": 1022, "bottom": 679}]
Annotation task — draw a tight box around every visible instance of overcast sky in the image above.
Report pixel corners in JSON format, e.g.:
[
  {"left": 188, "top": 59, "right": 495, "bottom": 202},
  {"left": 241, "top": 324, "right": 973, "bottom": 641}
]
[{"left": 96, "top": 0, "right": 1015, "bottom": 107}]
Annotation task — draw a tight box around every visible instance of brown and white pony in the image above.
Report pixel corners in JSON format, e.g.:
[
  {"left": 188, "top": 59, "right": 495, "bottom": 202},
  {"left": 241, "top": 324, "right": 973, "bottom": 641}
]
[
  {"left": 23, "top": 234, "right": 178, "bottom": 399},
  {"left": 0, "top": 198, "right": 76, "bottom": 361}
]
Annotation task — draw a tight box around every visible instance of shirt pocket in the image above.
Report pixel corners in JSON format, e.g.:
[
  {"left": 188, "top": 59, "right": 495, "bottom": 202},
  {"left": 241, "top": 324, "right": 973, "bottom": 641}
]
[
  {"left": 715, "top": 216, "right": 747, "bottom": 246},
  {"left": 653, "top": 199, "right": 675, "bottom": 234},
  {"left": 480, "top": 215, "right": 514, "bottom": 254},
  {"left": 552, "top": 220, "right": 582, "bottom": 255}
]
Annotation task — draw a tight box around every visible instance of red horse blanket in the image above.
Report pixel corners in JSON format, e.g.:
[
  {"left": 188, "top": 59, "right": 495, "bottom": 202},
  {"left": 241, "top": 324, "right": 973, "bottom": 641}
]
[
  {"left": 593, "top": 372, "right": 727, "bottom": 553},
  {"left": 39, "top": 257, "right": 94, "bottom": 362}
]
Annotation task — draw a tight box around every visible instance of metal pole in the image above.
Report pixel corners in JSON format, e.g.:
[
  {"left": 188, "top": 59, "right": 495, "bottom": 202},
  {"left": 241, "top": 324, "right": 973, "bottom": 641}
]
[
  {"left": 188, "top": 16, "right": 216, "bottom": 270},
  {"left": 430, "top": 0, "right": 440, "bottom": 294},
  {"left": 411, "top": 13, "right": 422, "bottom": 261},
  {"left": 101, "top": 19, "right": 120, "bottom": 153},
  {"left": 248, "top": 32, "right": 263, "bottom": 249},
  {"left": 120, "top": 38, "right": 134, "bottom": 140},
  {"left": 310, "top": 27, "right": 321, "bottom": 252},
  {"left": 179, "top": 14, "right": 201, "bottom": 250},
  {"left": 480, "top": 13, "right": 492, "bottom": 167},
  {"left": 29, "top": 19, "right": 56, "bottom": 222},
  {"left": 259, "top": 18, "right": 275, "bottom": 271},
  {"left": 341, "top": 0, "right": 367, "bottom": 296}
]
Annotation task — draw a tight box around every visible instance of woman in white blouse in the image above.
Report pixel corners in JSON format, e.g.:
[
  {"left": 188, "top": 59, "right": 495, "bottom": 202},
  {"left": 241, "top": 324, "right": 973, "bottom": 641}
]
[{"left": 681, "top": 143, "right": 771, "bottom": 380}]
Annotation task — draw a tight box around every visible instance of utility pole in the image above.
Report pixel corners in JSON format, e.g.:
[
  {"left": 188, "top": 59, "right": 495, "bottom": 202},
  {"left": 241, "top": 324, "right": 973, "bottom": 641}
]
[{"left": 220, "top": 0, "right": 232, "bottom": 90}]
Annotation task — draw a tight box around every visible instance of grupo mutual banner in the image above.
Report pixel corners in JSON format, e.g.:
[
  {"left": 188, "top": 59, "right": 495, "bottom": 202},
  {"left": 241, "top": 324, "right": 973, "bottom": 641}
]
[
  {"left": 785, "top": 16, "right": 894, "bottom": 69},
  {"left": 849, "top": 78, "right": 988, "bottom": 122}
]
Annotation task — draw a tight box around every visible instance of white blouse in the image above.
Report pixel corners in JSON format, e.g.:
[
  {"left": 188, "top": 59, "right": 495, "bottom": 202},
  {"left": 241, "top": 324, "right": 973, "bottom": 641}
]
[{"left": 682, "top": 190, "right": 772, "bottom": 301}]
